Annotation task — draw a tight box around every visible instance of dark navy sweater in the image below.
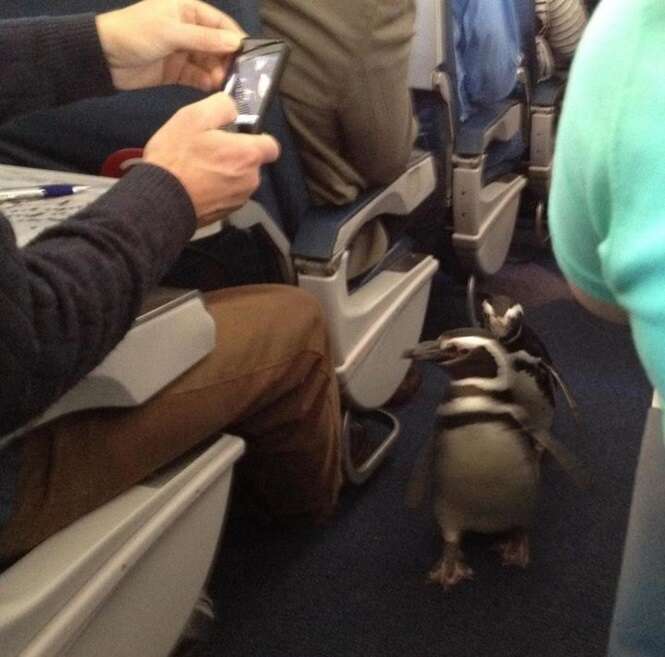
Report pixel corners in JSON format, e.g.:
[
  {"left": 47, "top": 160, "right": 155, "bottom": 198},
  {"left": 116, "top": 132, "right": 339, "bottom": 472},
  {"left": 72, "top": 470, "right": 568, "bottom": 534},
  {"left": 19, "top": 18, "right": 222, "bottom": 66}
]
[{"left": 0, "top": 15, "right": 197, "bottom": 524}]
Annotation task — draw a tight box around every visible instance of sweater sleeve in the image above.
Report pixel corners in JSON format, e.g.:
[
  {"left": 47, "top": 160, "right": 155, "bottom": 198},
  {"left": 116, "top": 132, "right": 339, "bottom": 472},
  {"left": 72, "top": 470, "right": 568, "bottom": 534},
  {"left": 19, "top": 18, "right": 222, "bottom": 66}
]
[
  {"left": 546, "top": 0, "right": 588, "bottom": 66},
  {"left": 0, "top": 14, "right": 115, "bottom": 123},
  {"left": 0, "top": 163, "right": 197, "bottom": 436}
]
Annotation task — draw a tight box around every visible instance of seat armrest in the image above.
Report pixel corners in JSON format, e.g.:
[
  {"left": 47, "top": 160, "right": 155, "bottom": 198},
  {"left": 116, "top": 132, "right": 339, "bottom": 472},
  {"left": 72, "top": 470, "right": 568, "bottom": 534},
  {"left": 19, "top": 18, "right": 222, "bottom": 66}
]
[
  {"left": 0, "top": 434, "right": 244, "bottom": 657},
  {"left": 456, "top": 101, "right": 523, "bottom": 155},
  {"left": 290, "top": 150, "right": 436, "bottom": 265},
  {"left": 4, "top": 289, "right": 216, "bottom": 445},
  {"left": 40, "top": 289, "right": 215, "bottom": 424},
  {"left": 533, "top": 76, "right": 566, "bottom": 107}
]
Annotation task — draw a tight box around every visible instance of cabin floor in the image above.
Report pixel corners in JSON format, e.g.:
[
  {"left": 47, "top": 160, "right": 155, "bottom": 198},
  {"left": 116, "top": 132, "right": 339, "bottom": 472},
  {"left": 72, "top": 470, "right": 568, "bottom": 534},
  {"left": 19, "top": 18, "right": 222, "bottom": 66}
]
[{"left": 198, "top": 222, "right": 650, "bottom": 657}]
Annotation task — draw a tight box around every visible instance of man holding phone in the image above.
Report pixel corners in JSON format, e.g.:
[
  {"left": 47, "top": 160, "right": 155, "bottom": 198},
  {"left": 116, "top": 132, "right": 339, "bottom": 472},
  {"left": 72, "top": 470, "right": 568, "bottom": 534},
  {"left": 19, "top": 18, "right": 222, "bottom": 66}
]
[{"left": 0, "top": 0, "right": 342, "bottom": 562}]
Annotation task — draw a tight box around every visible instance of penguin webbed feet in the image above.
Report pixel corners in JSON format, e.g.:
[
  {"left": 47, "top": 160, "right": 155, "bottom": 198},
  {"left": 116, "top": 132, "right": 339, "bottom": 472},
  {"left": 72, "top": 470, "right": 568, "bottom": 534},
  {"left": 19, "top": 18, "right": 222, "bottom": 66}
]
[
  {"left": 428, "top": 540, "right": 474, "bottom": 589},
  {"left": 492, "top": 530, "right": 530, "bottom": 569}
]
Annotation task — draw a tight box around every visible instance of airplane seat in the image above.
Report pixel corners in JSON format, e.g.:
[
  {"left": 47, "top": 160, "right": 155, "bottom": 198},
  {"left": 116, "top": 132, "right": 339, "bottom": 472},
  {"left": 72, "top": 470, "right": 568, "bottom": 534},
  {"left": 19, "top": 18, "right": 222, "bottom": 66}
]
[
  {"left": 409, "top": 0, "right": 529, "bottom": 279},
  {"left": 0, "top": 289, "right": 245, "bottom": 657},
  {"left": 254, "top": 92, "right": 440, "bottom": 482},
  {"left": 102, "top": 0, "right": 441, "bottom": 483},
  {"left": 8, "top": 0, "right": 438, "bottom": 486},
  {"left": 103, "top": 95, "right": 440, "bottom": 485},
  {"left": 213, "top": 0, "right": 438, "bottom": 481}
]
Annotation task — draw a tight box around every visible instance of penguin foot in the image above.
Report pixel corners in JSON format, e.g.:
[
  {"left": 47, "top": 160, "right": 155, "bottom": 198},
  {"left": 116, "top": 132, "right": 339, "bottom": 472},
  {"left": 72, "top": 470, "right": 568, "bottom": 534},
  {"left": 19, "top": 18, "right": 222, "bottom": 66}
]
[
  {"left": 428, "top": 559, "right": 474, "bottom": 589},
  {"left": 494, "top": 532, "right": 530, "bottom": 568}
]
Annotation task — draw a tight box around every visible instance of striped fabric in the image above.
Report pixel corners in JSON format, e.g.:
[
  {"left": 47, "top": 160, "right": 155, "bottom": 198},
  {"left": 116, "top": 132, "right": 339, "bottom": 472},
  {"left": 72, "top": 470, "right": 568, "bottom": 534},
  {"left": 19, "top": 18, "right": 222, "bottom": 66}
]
[{"left": 534, "top": 0, "right": 588, "bottom": 67}]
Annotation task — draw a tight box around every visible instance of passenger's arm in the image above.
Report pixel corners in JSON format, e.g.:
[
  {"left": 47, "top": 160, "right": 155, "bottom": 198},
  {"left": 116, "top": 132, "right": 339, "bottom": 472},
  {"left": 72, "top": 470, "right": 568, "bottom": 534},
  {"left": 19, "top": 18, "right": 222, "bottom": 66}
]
[
  {"left": 0, "top": 92, "right": 279, "bottom": 436},
  {"left": 0, "top": 0, "right": 246, "bottom": 124},
  {"left": 547, "top": 0, "right": 588, "bottom": 66},
  {"left": 0, "top": 15, "right": 115, "bottom": 123},
  {"left": 0, "top": 165, "right": 195, "bottom": 436}
]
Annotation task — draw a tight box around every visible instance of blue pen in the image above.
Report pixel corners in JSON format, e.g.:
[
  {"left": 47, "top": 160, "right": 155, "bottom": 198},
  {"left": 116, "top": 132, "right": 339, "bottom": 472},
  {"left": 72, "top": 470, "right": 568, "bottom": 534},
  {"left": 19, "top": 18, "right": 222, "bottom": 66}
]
[{"left": 0, "top": 184, "right": 90, "bottom": 202}]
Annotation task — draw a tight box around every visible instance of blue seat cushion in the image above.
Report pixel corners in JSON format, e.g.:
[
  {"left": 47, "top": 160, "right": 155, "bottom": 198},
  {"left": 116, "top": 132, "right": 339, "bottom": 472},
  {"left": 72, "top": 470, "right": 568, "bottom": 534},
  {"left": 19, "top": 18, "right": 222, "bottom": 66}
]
[
  {"left": 455, "top": 99, "right": 520, "bottom": 155},
  {"left": 483, "top": 133, "right": 526, "bottom": 184},
  {"left": 290, "top": 188, "right": 385, "bottom": 261},
  {"left": 533, "top": 76, "right": 566, "bottom": 107},
  {"left": 290, "top": 151, "right": 433, "bottom": 262}
]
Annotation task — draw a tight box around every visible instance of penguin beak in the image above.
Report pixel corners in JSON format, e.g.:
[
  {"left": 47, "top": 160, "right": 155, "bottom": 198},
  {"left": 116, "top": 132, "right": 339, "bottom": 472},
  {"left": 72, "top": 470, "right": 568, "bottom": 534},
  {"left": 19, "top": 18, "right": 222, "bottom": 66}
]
[
  {"left": 403, "top": 341, "right": 473, "bottom": 366},
  {"left": 402, "top": 340, "right": 442, "bottom": 361}
]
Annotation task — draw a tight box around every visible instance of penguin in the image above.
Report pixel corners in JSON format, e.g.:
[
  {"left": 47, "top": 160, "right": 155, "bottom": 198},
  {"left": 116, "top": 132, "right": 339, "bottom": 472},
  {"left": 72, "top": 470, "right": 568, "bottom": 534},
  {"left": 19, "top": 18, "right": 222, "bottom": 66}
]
[
  {"left": 404, "top": 329, "right": 589, "bottom": 589},
  {"left": 404, "top": 330, "right": 541, "bottom": 588},
  {"left": 481, "top": 295, "right": 557, "bottom": 434}
]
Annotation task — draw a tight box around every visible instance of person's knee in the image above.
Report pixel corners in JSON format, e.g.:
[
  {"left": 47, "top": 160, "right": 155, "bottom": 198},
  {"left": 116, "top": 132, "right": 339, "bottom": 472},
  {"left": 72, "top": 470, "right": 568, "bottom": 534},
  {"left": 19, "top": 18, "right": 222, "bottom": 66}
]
[
  {"left": 270, "top": 286, "right": 334, "bottom": 364},
  {"left": 365, "top": 155, "right": 410, "bottom": 187},
  {"left": 360, "top": 116, "right": 418, "bottom": 187},
  {"left": 268, "top": 285, "right": 327, "bottom": 336},
  {"left": 203, "top": 284, "right": 332, "bottom": 364}
]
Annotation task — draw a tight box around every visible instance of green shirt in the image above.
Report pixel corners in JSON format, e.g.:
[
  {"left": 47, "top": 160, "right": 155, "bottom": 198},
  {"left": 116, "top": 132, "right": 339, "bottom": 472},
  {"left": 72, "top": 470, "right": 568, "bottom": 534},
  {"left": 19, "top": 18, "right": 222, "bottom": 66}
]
[{"left": 549, "top": 0, "right": 665, "bottom": 400}]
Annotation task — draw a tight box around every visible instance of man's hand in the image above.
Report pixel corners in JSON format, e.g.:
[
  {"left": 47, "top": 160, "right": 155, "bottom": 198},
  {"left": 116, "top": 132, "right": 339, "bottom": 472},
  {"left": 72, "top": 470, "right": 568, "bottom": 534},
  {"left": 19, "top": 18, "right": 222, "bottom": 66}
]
[
  {"left": 143, "top": 93, "right": 280, "bottom": 226},
  {"left": 96, "top": 0, "right": 246, "bottom": 92}
]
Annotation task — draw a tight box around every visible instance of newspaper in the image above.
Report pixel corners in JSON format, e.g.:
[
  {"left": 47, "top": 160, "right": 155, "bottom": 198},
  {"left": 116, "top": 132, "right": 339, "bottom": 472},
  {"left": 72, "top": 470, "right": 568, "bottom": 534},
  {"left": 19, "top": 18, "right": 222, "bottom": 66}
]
[{"left": 0, "top": 164, "right": 114, "bottom": 247}]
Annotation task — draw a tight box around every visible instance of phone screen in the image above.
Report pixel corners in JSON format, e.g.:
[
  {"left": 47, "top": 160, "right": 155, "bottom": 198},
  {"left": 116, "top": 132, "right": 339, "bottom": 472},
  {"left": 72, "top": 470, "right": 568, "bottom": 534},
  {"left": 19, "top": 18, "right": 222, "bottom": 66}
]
[{"left": 223, "top": 41, "right": 288, "bottom": 133}]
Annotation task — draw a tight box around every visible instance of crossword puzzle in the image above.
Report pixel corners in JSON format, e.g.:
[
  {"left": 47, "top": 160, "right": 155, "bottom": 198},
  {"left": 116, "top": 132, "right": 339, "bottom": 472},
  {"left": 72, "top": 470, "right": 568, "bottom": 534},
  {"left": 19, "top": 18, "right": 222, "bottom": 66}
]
[{"left": 0, "top": 165, "right": 112, "bottom": 247}]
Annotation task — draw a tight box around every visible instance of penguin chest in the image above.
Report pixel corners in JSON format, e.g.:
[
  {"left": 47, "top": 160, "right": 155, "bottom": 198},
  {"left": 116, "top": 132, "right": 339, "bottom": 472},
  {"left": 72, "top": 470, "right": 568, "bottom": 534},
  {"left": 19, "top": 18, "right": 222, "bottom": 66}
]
[{"left": 435, "top": 422, "right": 540, "bottom": 535}]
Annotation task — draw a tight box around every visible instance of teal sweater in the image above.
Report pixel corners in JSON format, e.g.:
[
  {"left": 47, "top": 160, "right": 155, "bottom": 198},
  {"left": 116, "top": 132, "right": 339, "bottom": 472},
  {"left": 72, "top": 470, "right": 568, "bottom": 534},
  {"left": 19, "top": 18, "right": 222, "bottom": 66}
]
[
  {"left": 550, "top": 0, "right": 665, "bottom": 407},
  {"left": 550, "top": 6, "right": 665, "bottom": 653}
]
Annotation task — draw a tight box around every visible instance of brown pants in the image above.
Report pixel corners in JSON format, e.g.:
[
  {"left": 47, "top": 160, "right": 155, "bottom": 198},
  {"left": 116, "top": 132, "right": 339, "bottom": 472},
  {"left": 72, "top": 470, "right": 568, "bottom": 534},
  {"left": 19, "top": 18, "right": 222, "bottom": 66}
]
[{"left": 0, "top": 285, "right": 342, "bottom": 562}]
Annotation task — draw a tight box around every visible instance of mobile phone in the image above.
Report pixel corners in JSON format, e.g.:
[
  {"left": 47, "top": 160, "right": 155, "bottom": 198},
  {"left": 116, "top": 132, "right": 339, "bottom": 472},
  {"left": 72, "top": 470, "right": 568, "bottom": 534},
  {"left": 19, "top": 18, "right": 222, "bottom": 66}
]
[{"left": 222, "top": 38, "right": 290, "bottom": 134}]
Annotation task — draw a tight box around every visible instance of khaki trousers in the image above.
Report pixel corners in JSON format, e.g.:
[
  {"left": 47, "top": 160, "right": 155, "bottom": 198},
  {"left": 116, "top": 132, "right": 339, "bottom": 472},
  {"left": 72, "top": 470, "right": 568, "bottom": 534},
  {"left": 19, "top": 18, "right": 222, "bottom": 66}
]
[
  {"left": 261, "top": 0, "right": 418, "bottom": 205},
  {"left": 0, "top": 285, "right": 342, "bottom": 562}
]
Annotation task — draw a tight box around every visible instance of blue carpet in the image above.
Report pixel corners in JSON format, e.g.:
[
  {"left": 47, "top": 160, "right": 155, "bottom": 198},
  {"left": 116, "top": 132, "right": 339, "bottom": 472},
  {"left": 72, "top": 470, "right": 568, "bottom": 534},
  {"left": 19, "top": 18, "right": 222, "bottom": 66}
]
[{"left": 204, "top": 252, "right": 651, "bottom": 657}]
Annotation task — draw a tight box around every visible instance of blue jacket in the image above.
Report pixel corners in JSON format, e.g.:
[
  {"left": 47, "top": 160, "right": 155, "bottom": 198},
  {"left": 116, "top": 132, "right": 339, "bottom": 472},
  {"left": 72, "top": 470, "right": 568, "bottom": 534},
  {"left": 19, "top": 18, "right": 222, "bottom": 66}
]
[{"left": 452, "top": 0, "right": 522, "bottom": 121}]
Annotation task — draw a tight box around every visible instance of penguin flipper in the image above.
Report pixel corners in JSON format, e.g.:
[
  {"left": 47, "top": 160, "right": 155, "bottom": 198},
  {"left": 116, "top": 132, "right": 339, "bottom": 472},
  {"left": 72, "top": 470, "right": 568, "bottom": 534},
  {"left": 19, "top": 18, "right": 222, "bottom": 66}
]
[
  {"left": 542, "top": 363, "right": 591, "bottom": 442},
  {"left": 529, "top": 430, "right": 592, "bottom": 490},
  {"left": 405, "top": 434, "right": 437, "bottom": 509}
]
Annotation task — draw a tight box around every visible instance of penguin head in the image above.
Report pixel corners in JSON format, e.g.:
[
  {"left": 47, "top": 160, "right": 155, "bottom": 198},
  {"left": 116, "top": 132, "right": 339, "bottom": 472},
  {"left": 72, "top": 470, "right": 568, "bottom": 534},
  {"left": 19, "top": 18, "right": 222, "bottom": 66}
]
[
  {"left": 481, "top": 295, "right": 524, "bottom": 341},
  {"left": 404, "top": 330, "right": 511, "bottom": 385}
]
